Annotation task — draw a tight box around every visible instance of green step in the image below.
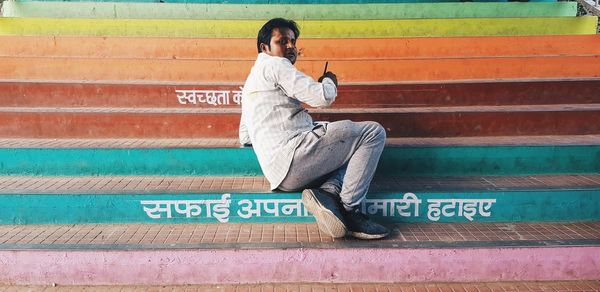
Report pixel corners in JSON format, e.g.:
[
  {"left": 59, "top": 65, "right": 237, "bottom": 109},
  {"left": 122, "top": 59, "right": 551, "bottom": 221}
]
[
  {"left": 2, "top": 17, "right": 595, "bottom": 38},
  {"left": 1, "top": 182, "right": 598, "bottom": 224},
  {"left": 1, "top": 145, "right": 598, "bottom": 176},
  {"left": 0, "top": 2, "right": 576, "bottom": 19}
]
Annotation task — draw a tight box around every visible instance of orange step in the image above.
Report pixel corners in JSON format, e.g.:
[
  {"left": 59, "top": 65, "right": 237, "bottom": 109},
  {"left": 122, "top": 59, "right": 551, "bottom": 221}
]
[
  {"left": 2, "top": 35, "right": 600, "bottom": 59},
  {"left": 2, "top": 56, "right": 599, "bottom": 83}
]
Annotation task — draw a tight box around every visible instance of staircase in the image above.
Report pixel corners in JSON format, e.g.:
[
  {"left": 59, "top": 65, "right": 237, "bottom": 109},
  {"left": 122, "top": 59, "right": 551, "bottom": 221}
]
[{"left": 0, "top": 0, "right": 599, "bottom": 287}]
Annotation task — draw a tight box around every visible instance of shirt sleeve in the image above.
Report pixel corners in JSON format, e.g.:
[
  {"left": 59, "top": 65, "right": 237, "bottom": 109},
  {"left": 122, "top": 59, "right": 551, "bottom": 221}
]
[{"left": 269, "top": 58, "right": 337, "bottom": 108}]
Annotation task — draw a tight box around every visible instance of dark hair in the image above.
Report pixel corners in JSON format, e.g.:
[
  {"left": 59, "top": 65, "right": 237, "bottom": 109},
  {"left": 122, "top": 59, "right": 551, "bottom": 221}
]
[{"left": 256, "top": 18, "right": 300, "bottom": 53}]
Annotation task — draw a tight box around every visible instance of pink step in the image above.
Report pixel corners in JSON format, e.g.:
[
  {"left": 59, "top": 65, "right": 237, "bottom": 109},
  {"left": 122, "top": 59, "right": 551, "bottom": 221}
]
[{"left": 0, "top": 222, "right": 598, "bottom": 285}]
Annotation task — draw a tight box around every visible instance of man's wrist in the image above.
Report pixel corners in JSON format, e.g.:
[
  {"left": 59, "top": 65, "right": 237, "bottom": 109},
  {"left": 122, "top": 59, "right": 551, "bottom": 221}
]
[{"left": 322, "top": 77, "right": 337, "bottom": 87}]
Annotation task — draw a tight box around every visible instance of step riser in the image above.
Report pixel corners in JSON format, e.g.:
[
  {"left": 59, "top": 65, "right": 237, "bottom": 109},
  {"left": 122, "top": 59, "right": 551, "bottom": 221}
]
[
  {"left": 3, "top": 81, "right": 600, "bottom": 108},
  {"left": 3, "top": 35, "right": 599, "bottom": 59},
  {"left": 3, "top": 56, "right": 600, "bottom": 83},
  {"left": 1, "top": 17, "right": 596, "bottom": 38},
  {"left": 1, "top": 190, "right": 598, "bottom": 224},
  {"left": 2, "top": 2, "right": 576, "bottom": 19},
  {"left": 1, "top": 111, "right": 599, "bottom": 138},
  {"left": 2, "top": 146, "right": 598, "bottom": 176},
  {"left": 1, "top": 247, "right": 598, "bottom": 285}
]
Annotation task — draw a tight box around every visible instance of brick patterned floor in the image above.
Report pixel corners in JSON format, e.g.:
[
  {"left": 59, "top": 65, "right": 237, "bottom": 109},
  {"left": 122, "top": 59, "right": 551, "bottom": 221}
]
[
  {"left": 0, "top": 222, "right": 598, "bottom": 246},
  {"left": 1, "top": 281, "right": 599, "bottom": 291},
  {"left": 1, "top": 136, "right": 600, "bottom": 148},
  {"left": 0, "top": 174, "right": 599, "bottom": 194}
]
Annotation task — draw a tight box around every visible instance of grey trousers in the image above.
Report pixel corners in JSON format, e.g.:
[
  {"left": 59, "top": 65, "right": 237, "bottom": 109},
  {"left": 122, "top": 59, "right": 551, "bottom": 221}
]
[{"left": 278, "top": 120, "right": 386, "bottom": 210}]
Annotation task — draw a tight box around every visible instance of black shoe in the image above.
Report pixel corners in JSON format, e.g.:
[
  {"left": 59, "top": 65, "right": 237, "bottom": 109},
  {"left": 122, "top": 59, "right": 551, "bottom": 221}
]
[
  {"left": 302, "top": 189, "right": 347, "bottom": 238},
  {"left": 343, "top": 208, "right": 390, "bottom": 240}
]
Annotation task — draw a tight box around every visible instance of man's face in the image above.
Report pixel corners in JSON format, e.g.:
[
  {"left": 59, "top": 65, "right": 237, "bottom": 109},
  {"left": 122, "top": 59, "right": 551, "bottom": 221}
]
[{"left": 262, "top": 27, "right": 297, "bottom": 64}]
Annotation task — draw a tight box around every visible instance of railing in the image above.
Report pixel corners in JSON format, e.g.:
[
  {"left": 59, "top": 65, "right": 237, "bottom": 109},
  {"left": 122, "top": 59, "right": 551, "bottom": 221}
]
[{"left": 578, "top": 0, "right": 600, "bottom": 16}]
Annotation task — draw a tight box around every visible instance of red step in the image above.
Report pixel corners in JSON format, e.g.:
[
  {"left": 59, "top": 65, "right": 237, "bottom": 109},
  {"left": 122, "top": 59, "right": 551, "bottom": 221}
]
[
  {"left": 2, "top": 80, "right": 600, "bottom": 108},
  {"left": 1, "top": 105, "right": 599, "bottom": 138}
]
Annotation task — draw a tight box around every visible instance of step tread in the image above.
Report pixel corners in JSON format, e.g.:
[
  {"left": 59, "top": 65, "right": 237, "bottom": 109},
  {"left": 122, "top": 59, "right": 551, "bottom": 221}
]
[
  {"left": 1, "top": 221, "right": 598, "bottom": 249},
  {"left": 2, "top": 281, "right": 600, "bottom": 292},
  {"left": 2, "top": 175, "right": 600, "bottom": 194},
  {"left": 2, "top": 136, "right": 600, "bottom": 148},
  {"left": 3, "top": 104, "right": 600, "bottom": 113},
  {"left": 6, "top": 174, "right": 600, "bottom": 194}
]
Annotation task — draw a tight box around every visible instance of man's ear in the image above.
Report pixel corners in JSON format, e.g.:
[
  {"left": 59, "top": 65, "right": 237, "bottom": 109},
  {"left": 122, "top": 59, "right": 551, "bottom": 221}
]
[{"left": 260, "top": 43, "right": 270, "bottom": 53}]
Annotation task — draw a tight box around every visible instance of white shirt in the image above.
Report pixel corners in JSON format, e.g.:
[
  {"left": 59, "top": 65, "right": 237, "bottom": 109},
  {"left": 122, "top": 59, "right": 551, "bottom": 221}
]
[{"left": 239, "top": 53, "right": 338, "bottom": 190}]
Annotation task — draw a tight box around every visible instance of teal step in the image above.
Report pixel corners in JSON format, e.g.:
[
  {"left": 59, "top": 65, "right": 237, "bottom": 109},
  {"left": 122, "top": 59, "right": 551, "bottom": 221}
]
[
  {"left": 1, "top": 175, "right": 598, "bottom": 224},
  {"left": 1, "top": 2, "right": 575, "bottom": 19},
  {"left": 1, "top": 142, "right": 599, "bottom": 176},
  {"left": 10, "top": 0, "right": 557, "bottom": 3}
]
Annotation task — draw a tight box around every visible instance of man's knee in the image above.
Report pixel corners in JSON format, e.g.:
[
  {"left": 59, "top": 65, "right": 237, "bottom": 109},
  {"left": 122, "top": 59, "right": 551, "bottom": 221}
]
[
  {"left": 366, "top": 121, "right": 386, "bottom": 142},
  {"left": 330, "top": 120, "right": 386, "bottom": 143},
  {"left": 374, "top": 122, "right": 386, "bottom": 138}
]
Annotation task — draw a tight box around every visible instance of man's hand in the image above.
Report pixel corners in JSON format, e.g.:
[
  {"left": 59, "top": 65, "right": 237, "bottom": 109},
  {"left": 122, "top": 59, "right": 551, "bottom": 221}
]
[{"left": 318, "top": 71, "right": 338, "bottom": 87}]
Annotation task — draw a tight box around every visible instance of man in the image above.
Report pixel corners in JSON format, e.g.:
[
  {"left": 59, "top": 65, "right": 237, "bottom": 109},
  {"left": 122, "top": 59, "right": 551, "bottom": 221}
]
[{"left": 239, "top": 18, "right": 389, "bottom": 239}]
